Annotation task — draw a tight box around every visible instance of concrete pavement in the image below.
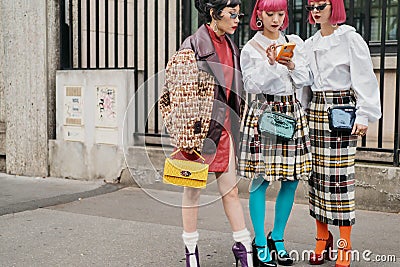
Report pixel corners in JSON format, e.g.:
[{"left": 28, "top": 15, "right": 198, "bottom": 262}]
[
  {"left": 0, "top": 173, "right": 399, "bottom": 266},
  {"left": 0, "top": 174, "right": 121, "bottom": 216}
]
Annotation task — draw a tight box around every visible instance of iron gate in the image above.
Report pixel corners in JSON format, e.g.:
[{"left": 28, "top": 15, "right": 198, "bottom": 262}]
[{"left": 59, "top": 0, "right": 400, "bottom": 166}]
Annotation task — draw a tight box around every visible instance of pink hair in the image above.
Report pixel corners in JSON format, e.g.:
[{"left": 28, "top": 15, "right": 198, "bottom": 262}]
[
  {"left": 249, "top": 0, "right": 289, "bottom": 31},
  {"left": 307, "top": 0, "right": 346, "bottom": 25}
]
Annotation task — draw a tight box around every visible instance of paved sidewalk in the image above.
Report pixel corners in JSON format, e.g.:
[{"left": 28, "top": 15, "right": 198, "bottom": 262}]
[
  {"left": 0, "top": 174, "right": 120, "bottom": 216},
  {"left": 0, "top": 174, "right": 399, "bottom": 266}
]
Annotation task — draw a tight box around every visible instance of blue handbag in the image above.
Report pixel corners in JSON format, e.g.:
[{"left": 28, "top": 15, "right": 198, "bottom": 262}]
[
  {"left": 327, "top": 105, "right": 356, "bottom": 133},
  {"left": 258, "top": 110, "right": 296, "bottom": 141}
]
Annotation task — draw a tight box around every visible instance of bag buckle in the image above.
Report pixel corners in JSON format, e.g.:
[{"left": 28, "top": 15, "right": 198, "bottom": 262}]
[{"left": 180, "top": 170, "right": 192, "bottom": 177}]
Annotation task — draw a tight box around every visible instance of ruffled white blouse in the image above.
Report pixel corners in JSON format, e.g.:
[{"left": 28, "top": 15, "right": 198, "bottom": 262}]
[
  {"left": 240, "top": 31, "right": 311, "bottom": 96},
  {"left": 302, "top": 25, "right": 381, "bottom": 126}
]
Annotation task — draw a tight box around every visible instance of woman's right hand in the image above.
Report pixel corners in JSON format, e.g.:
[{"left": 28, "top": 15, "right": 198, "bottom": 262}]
[{"left": 266, "top": 44, "right": 277, "bottom": 65}]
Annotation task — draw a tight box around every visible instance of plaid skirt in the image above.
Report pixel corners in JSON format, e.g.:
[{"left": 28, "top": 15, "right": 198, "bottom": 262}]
[
  {"left": 238, "top": 95, "right": 312, "bottom": 181},
  {"left": 308, "top": 90, "right": 357, "bottom": 226}
]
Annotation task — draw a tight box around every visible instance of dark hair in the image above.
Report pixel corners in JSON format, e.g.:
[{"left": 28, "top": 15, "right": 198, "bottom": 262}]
[{"left": 195, "top": 0, "right": 241, "bottom": 22}]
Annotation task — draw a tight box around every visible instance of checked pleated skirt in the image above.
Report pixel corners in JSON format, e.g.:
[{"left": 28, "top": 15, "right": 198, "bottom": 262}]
[
  {"left": 308, "top": 90, "right": 357, "bottom": 226},
  {"left": 238, "top": 95, "right": 312, "bottom": 181}
]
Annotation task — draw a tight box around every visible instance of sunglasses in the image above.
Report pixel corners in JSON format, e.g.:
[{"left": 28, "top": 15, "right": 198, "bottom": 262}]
[
  {"left": 221, "top": 11, "right": 245, "bottom": 20},
  {"left": 305, "top": 3, "right": 331, "bottom": 11}
]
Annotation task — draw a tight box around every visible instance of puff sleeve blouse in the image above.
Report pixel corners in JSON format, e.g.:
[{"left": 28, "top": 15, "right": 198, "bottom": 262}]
[
  {"left": 303, "top": 25, "right": 381, "bottom": 126},
  {"left": 240, "top": 31, "right": 311, "bottom": 96}
]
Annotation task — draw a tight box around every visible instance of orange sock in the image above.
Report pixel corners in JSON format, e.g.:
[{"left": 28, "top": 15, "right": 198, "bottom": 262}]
[
  {"left": 336, "top": 226, "right": 352, "bottom": 266},
  {"left": 314, "top": 220, "right": 329, "bottom": 255}
]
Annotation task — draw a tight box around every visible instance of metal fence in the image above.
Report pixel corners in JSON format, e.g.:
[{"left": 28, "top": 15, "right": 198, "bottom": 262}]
[{"left": 59, "top": 0, "right": 400, "bottom": 166}]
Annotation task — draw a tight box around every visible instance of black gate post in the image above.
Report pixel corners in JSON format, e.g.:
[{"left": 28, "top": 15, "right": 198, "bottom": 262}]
[
  {"left": 394, "top": 1, "right": 400, "bottom": 167},
  {"left": 59, "top": 0, "right": 71, "bottom": 69},
  {"left": 182, "top": 0, "right": 192, "bottom": 41},
  {"left": 287, "top": 0, "right": 294, "bottom": 34}
]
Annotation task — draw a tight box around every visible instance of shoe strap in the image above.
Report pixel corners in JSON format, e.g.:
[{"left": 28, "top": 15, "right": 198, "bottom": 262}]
[
  {"left": 254, "top": 244, "right": 267, "bottom": 249},
  {"left": 268, "top": 234, "right": 284, "bottom": 243},
  {"left": 185, "top": 252, "right": 196, "bottom": 256},
  {"left": 315, "top": 236, "right": 329, "bottom": 241},
  {"left": 234, "top": 242, "right": 253, "bottom": 254}
]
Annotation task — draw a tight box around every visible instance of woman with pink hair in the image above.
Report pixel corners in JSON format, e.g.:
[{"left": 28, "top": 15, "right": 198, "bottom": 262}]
[
  {"left": 239, "top": 0, "right": 312, "bottom": 266},
  {"left": 301, "top": 1, "right": 381, "bottom": 267}
]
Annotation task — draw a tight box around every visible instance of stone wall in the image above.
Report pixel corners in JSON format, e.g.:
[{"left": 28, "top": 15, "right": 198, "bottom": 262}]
[{"left": 0, "top": 0, "right": 59, "bottom": 176}]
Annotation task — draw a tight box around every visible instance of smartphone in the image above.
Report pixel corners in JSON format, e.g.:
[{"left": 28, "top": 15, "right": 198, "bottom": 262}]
[{"left": 276, "top": 43, "right": 296, "bottom": 61}]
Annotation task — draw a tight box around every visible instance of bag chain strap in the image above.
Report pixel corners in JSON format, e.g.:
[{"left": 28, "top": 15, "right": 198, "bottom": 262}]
[
  {"left": 249, "top": 34, "right": 295, "bottom": 109},
  {"left": 170, "top": 149, "right": 205, "bottom": 163},
  {"left": 313, "top": 50, "right": 331, "bottom": 112},
  {"left": 313, "top": 50, "right": 356, "bottom": 110}
]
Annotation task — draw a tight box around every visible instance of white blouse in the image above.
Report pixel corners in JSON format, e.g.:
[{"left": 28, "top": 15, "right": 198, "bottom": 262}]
[
  {"left": 302, "top": 25, "right": 381, "bottom": 126},
  {"left": 241, "top": 31, "right": 311, "bottom": 96}
]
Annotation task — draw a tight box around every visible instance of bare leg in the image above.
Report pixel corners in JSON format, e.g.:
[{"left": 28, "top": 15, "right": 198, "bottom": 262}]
[
  {"left": 182, "top": 187, "right": 201, "bottom": 233},
  {"left": 216, "top": 139, "right": 246, "bottom": 232},
  {"left": 216, "top": 139, "right": 253, "bottom": 266}
]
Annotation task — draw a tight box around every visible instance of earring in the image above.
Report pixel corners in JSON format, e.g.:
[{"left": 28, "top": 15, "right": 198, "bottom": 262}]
[
  {"left": 331, "top": 23, "right": 338, "bottom": 27},
  {"left": 256, "top": 17, "right": 263, "bottom": 28},
  {"left": 213, "top": 22, "right": 219, "bottom": 33}
]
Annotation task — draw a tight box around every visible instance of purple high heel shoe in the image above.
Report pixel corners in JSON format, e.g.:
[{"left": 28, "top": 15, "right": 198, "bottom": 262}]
[
  {"left": 232, "top": 242, "right": 252, "bottom": 267},
  {"left": 185, "top": 246, "right": 200, "bottom": 267}
]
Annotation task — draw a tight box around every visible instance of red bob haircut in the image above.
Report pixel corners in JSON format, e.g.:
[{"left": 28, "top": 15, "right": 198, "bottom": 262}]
[
  {"left": 249, "top": 0, "right": 289, "bottom": 31},
  {"left": 307, "top": 0, "right": 346, "bottom": 25}
]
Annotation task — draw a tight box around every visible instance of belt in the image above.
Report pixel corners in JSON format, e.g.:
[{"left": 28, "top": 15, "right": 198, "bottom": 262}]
[{"left": 257, "top": 94, "right": 294, "bottom": 102}]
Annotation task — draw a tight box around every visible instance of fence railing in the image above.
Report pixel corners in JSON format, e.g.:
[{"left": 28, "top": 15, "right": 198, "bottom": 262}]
[{"left": 60, "top": 0, "right": 400, "bottom": 166}]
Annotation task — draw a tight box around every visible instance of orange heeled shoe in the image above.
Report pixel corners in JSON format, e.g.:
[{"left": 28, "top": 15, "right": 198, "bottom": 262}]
[{"left": 309, "top": 231, "right": 333, "bottom": 265}]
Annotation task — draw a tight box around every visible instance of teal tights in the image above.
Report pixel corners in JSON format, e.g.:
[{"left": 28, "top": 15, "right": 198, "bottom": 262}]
[{"left": 249, "top": 177, "right": 299, "bottom": 261}]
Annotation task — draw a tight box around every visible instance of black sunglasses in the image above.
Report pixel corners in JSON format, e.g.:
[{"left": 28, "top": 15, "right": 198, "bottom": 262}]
[
  {"left": 305, "top": 3, "right": 331, "bottom": 11},
  {"left": 221, "top": 11, "right": 245, "bottom": 20}
]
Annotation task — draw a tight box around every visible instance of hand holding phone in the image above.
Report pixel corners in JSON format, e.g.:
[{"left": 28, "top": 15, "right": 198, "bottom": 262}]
[{"left": 275, "top": 43, "right": 296, "bottom": 61}]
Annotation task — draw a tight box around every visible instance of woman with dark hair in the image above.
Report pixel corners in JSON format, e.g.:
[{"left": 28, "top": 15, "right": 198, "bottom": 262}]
[
  {"left": 239, "top": 0, "right": 312, "bottom": 266},
  {"left": 301, "top": 1, "right": 381, "bottom": 266},
  {"left": 159, "top": 1, "right": 253, "bottom": 266}
]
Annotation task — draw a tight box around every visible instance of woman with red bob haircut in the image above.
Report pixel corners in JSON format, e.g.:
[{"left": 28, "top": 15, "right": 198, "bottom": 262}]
[
  {"left": 249, "top": 0, "right": 289, "bottom": 31},
  {"left": 307, "top": 0, "right": 346, "bottom": 25},
  {"left": 239, "top": 0, "right": 313, "bottom": 266},
  {"left": 300, "top": 1, "right": 381, "bottom": 267}
]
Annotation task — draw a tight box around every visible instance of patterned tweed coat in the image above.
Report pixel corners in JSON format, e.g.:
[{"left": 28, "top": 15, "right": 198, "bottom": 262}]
[{"left": 159, "top": 24, "right": 243, "bottom": 156}]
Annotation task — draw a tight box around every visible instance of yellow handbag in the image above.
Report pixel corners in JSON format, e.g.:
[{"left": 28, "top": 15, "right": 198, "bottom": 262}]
[{"left": 163, "top": 150, "right": 209, "bottom": 189}]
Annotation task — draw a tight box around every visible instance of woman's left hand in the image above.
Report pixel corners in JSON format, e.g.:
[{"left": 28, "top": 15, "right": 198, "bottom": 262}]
[
  {"left": 278, "top": 55, "right": 295, "bottom": 70},
  {"left": 352, "top": 123, "right": 368, "bottom": 137}
]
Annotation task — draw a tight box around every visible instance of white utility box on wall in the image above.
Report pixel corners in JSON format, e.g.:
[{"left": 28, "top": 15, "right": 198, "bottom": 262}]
[{"left": 49, "top": 70, "right": 136, "bottom": 180}]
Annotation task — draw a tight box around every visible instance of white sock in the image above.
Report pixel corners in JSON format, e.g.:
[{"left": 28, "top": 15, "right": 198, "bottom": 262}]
[
  {"left": 233, "top": 228, "right": 253, "bottom": 266},
  {"left": 182, "top": 231, "right": 199, "bottom": 267}
]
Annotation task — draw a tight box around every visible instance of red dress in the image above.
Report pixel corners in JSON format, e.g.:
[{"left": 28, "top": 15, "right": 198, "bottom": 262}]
[{"left": 173, "top": 25, "right": 234, "bottom": 173}]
